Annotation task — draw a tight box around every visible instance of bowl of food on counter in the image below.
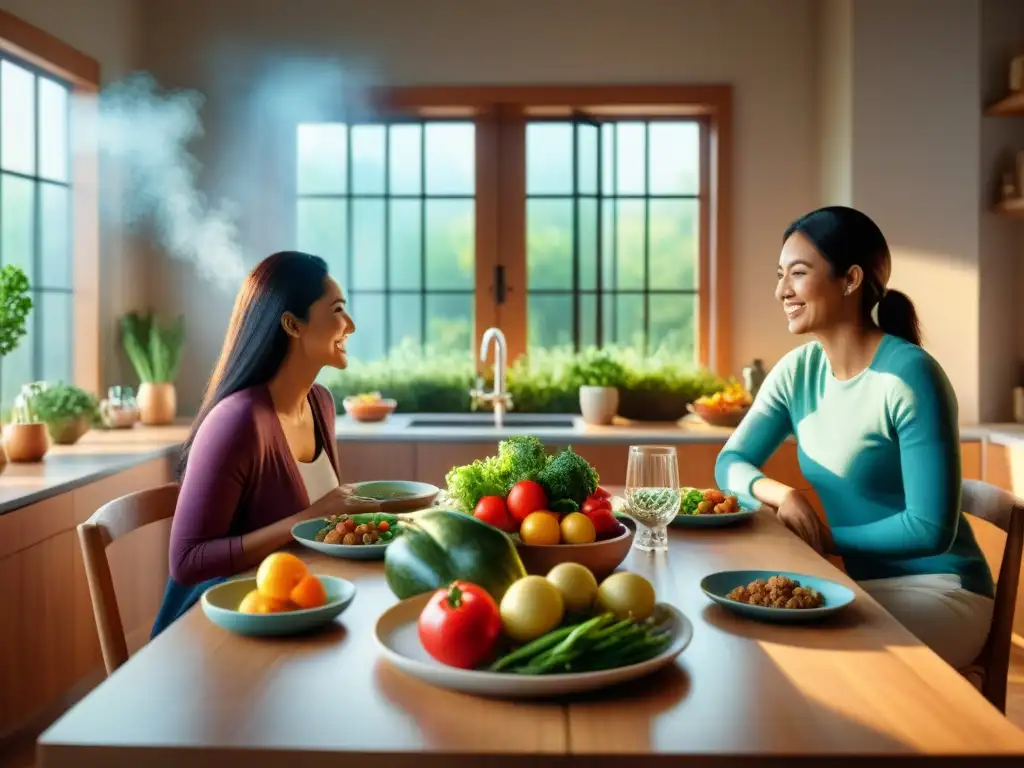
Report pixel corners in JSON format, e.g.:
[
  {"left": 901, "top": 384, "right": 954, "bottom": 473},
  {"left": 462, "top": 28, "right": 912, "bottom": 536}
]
[
  {"left": 441, "top": 436, "right": 634, "bottom": 581},
  {"left": 687, "top": 382, "right": 752, "bottom": 428},
  {"left": 342, "top": 391, "right": 397, "bottom": 423}
]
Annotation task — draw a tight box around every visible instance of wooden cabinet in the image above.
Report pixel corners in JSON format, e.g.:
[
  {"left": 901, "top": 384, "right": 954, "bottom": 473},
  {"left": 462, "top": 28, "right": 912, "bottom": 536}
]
[{"left": 0, "top": 456, "right": 174, "bottom": 740}]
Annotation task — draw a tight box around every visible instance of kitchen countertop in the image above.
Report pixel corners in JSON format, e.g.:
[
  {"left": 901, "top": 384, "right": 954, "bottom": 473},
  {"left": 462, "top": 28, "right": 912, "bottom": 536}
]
[{"left": 1, "top": 413, "right": 1019, "bottom": 516}]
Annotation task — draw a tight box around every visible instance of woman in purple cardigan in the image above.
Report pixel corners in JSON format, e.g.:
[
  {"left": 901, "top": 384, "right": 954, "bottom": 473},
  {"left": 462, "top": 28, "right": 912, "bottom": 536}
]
[{"left": 152, "top": 251, "right": 377, "bottom": 636}]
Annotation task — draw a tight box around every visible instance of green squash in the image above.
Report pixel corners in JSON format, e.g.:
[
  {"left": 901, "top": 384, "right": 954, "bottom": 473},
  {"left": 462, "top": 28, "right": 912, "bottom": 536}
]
[{"left": 384, "top": 508, "right": 526, "bottom": 602}]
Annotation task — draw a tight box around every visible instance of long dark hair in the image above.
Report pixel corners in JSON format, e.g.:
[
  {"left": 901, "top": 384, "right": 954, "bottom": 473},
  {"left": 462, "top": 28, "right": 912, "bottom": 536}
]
[
  {"left": 178, "top": 251, "right": 330, "bottom": 475},
  {"left": 783, "top": 205, "right": 921, "bottom": 346}
]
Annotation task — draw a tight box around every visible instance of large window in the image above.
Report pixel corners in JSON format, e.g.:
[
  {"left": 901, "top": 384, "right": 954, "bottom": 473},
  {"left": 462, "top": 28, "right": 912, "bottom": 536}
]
[
  {"left": 0, "top": 54, "right": 73, "bottom": 407},
  {"left": 294, "top": 86, "right": 730, "bottom": 371},
  {"left": 296, "top": 121, "right": 476, "bottom": 361}
]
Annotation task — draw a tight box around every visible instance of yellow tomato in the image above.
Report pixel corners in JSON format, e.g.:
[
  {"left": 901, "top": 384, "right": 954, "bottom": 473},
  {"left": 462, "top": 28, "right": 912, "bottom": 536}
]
[
  {"left": 520, "top": 511, "right": 561, "bottom": 545},
  {"left": 500, "top": 575, "right": 565, "bottom": 642},
  {"left": 559, "top": 512, "right": 596, "bottom": 545}
]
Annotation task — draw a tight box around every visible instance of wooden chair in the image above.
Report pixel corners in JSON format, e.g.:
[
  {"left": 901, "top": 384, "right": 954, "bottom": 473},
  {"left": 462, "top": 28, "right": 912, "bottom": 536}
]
[
  {"left": 77, "top": 483, "right": 179, "bottom": 676},
  {"left": 960, "top": 479, "right": 1024, "bottom": 713}
]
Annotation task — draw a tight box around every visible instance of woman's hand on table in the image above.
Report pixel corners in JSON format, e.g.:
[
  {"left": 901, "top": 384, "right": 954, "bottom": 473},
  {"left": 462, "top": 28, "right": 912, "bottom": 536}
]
[
  {"left": 776, "top": 490, "right": 834, "bottom": 555},
  {"left": 294, "top": 485, "right": 381, "bottom": 522}
]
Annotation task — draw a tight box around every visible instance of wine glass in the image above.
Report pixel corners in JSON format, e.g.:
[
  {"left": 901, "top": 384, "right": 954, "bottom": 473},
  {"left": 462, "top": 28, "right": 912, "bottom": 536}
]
[{"left": 624, "top": 445, "right": 681, "bottom": 552}]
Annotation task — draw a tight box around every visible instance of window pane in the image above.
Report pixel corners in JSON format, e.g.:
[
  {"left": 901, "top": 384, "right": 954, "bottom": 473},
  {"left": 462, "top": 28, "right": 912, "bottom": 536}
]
[
  {"left": 649, "top": 293, "right": 696, "bottom": 361},
  {"left": 426, "top": 293, "right": 472, "bottom": 352},
  {"left": 648, "top": 122, "right": 699, "bottom": 195},
  {"left": 649, "top": 199, "right": 698, "bottom": 290},
  {"left": 2, "top": 175, "right": 36, "bottom": 278},
  {"left": 425, "top": 199, "right": 473, "bottom": 290},
  {"left": 351, "top": 125, "right": 386, "bottom": 194},
  {"left": 40, "top": 291, "right": 72, "bottom": 383},
  {"left": 579, "top": 293, "right": 597, "bottom": 349},
  {"left": 389, "top": 293, "right": 422, "bottom": 351},
  {"left": 425, "top": 123, "right": 474, "bottom": 195},
  {"left": 351, "top": 199, "right": 385, "bottom": 290},
  {"left": 40, "top": 183, "right": 70, "bottom": 289},
  {"left": 600, "top": 292, "right": 615, "bottom": 347},
  {"left": 296, "top": 199, "right": 347, "bottom": 283},
  {"left": 615, "top": 293, "right": 644, "bottom": 350},
  {"left": 1, "top": 301, "right": 33, "bottom": 408},
  {"left": 578, "top": 198, "right": 597, "bottom": 291},
  {"left": 615, "top": 123, "right": 645, "bottom": 195},
  {"left": 389, "top": 124, "right": 421, "bottom": 195},
  {"left": 528, "top": 293, "right": 572, "bottom": 351},
  {"left": 1, "top": 61, "right": 35, "bottom": 175},
  {"left": 527, "top": 198, "right": 572, "bottom": 290},
  {"left": 577, "top": 123, "right": 598, "bottom": 195},
  {"left": 38, "top": 77, "right": 68, "bottom": 182},
  {"left": 297, "top": 124, "right": 346, "bottom": 194},
  {"left": 601, "top": 123, "right": 614, "bottom": 195},
  {"left": 601, "top": 197, "right": 615, "bottom": 293},
  {"left": 347, "top": 292, "right": 385, "bottom": 361},
  {"left": 388, "top": 199, "right": 422, "bottom": 291},
  {"left": 615, "top": 199, "right": 645, "bottom": 291},
  {"left": 527, "top": 122, "right": 572, "bottom": 195}
]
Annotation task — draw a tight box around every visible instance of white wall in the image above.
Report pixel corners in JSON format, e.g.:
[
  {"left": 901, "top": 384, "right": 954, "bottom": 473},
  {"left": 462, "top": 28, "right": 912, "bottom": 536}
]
[
  {"left": 135, "top": 0, "right": 820, "bottom": 415},
  {"left": 0, "top": 0, "right": 146, "bottom": 392}
]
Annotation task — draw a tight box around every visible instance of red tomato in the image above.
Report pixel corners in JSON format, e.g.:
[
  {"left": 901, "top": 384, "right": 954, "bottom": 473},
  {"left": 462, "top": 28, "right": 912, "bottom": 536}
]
[
  {"left": 417, "top": 581, "right": 502, "bottom": 669},
  {"left": 584, "top": 506, "right": 622, "bottom": 539},
  {"left": 591, "top": 486, "right": 611, "bottom": 499},
  {"left": 506, "top": 480, "right": 548, "bottom": 523},
  {"left": 473, "top": 496, "right": 514, "bottom": 531},
  {"left": 376, "top": 521, "right": 390, "bottom": 533},
  {"left": 581, "top": 496, "right": 613, "bottom": 517}
]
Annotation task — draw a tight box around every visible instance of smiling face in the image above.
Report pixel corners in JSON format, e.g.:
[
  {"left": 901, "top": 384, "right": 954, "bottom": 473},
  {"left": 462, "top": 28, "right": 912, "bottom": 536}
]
[
  {"left": 287, "top": 276, "right": 356, "bottom": 370},
  {"left": 775, "top": 230, "right": 862, "bottom": 336}
]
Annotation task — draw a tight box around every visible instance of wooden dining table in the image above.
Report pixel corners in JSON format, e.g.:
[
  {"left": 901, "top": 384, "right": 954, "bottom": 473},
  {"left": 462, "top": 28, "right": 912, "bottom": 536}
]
[{"left": 38, "top": 495, "right": 1024, "bottom": 767}]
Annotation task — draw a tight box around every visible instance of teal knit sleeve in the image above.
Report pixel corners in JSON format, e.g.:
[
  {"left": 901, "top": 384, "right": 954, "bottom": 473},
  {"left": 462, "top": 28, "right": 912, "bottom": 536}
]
[
  {"left": 829, "top": 353, "right": 961, "bottom": 558},
  {"left": 714, "top": 352, "right": 796, "bottom": 509}
]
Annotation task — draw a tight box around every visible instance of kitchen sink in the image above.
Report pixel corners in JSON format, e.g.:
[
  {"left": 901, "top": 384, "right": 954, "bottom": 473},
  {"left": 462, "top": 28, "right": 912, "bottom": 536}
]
[{"left": 406, "top": 416, "right": 577, "bottom": 429}]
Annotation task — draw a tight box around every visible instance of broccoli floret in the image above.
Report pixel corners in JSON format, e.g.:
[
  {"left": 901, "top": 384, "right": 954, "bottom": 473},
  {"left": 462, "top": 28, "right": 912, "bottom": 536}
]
[
  {"left": 536, "top": 446, "right": 599, "bottom": 506},
  {"left": 495, "top": 435, "right": 549, "bottom": 489}
]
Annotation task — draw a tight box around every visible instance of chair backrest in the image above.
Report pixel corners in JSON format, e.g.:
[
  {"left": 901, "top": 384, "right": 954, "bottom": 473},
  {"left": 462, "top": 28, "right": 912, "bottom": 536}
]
[
  {"left": 960, "top": 479, "right": 1024, "bottom": 712},
  {"left": 76, "top": 483, "right": 179, "bottom": 676}
]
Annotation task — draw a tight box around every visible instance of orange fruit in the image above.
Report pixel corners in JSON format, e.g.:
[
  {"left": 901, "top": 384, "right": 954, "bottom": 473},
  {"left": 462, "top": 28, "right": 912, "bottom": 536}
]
[
  {"left": 256, "top": 552, "right": 309, "bottom": 601},
  {"left": 519, "top": 510, "right": 561, "bottom": 545},
  {"left": 560, "top": 512, "right": 596, "bottom": 544},
  {"left": 238, "top": 589, "right": 292, "bottom": 614},
  {"left": 290, "top": 574, "right": 328, "bottom": 609}
]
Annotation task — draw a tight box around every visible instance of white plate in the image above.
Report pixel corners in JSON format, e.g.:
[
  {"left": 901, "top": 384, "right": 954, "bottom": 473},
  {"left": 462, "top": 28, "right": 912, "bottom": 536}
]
[{"left": 374, "top": 593, "right": 693, "bottom": 698}]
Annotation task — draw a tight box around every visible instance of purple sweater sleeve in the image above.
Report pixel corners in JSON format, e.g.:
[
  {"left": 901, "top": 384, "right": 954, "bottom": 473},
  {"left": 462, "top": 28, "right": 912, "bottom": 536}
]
[{"left": 169, "top": 398, "right": 257, "bottom": 585}]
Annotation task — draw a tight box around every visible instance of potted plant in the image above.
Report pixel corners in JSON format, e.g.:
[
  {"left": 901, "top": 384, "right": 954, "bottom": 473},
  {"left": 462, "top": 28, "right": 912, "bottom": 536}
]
[
  {"left": 5, "top": 381, "right": 50, "bottom": 462},
  {"left": 34, "top": 382, "right": 101, "bottom": 445},
  {"left": 568, "top": 351, "right": 628, "bottom": 425},
  {"left": 0, "top": 265, "right": 34, "bottom": 470},
  {"left": 120, "top": 311, "right": 185, "bottom": 426}
]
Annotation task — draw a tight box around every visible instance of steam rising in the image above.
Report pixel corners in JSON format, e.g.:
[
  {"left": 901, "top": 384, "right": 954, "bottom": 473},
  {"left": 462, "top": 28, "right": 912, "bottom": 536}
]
[{"left": 94, "top": 72, "right": 245, "bottom": 293}]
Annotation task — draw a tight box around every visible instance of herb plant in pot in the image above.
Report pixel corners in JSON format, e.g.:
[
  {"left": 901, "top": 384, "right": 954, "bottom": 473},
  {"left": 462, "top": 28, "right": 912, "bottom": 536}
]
[
  {"left": 569, "top": 351, "right": 628, "bottom": 426},
  {"left": 34, "top": 382, "right": 101, "bottom": 445},
  {"left": 5, "top": 382, "right": 50, "bottom": 462},
  {"left": 121, "top": 312, "right": 185, "bottom": 426},
  {"left": 0, "top": 265, "right": 34, "bottom": 471}
]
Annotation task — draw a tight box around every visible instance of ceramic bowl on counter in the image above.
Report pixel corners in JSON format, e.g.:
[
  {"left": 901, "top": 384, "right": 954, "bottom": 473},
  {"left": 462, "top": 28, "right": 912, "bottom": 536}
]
[
  {"left": 687, "top": 401, "right": 750, "bottom": 428},
  {"left": 343, "top": 394, "right": 397, "bottom": 423}
]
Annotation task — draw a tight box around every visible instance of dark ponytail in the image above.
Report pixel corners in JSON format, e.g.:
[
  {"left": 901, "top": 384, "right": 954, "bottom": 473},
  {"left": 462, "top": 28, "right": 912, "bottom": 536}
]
[
  {"left": 784, "top": 205, "right": 923, "bottom": 347},
  {"left": 875, "top": 288, "right": 922, "bottom": 346}
]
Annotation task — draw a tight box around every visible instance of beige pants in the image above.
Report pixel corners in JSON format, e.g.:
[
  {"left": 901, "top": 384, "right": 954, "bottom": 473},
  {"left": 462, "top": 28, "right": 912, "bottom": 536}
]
[{"left": 859, "top": 573, "right": 994, "bottom": 670}]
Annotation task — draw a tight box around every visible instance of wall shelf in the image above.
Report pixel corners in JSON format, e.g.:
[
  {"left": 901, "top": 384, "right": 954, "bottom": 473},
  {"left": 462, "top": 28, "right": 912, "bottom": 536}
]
[
  {"left": 986, "top": 91, "right": 1024, "bottom": 117},
  {"left": 995, "top": 198, "right": 1024, "bottom": 218}
]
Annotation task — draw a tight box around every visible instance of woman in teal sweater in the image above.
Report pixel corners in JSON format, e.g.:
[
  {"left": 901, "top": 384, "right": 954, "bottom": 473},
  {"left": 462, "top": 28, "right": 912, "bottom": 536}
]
[{"left": 715, "top": 206, "right": 994, "bottom": 670}]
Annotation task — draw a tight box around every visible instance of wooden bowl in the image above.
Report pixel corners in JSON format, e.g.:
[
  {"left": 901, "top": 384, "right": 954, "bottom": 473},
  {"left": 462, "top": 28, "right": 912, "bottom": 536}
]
[
  {"left": 343, "top": 397, "right": 397, "bottom": 423},
  {"left": 513, "top": 517, "right": 636, "bottom": 581},
  {"left": 688, "top": 401, "right": 750, "bottom": 428}
]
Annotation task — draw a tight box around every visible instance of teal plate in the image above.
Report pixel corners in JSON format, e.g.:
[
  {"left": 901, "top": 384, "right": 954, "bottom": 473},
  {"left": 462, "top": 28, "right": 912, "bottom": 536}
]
[
  {"left": 671, "top": 487, "right": 758, "bottom": 528},
  {"left": 351, "top": 480, "right": 440, "bottom": 512},
  {"left": 700, "top": 570, "right": 855, "bottom": 623},
  {"left": 201, "top": 575, "right": 356, "bottom": 637},
  {"left": 291, "top": 515, "right": 399, "bottom": 560}
]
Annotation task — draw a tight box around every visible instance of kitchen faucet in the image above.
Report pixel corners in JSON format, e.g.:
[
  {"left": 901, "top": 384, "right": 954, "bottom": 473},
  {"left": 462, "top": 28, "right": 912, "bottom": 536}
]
[{"left": 471, "top": 327, "right": 513, "bottom": 428}]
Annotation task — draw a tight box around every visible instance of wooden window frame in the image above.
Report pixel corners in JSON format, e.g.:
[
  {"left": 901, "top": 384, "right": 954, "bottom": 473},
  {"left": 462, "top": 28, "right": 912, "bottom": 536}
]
[
  {"left": 0, "top": 10, "right": 100, "bottom": 395},
  {"left": 360, "top": 84, "right": 733, "bottom": 374}
]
